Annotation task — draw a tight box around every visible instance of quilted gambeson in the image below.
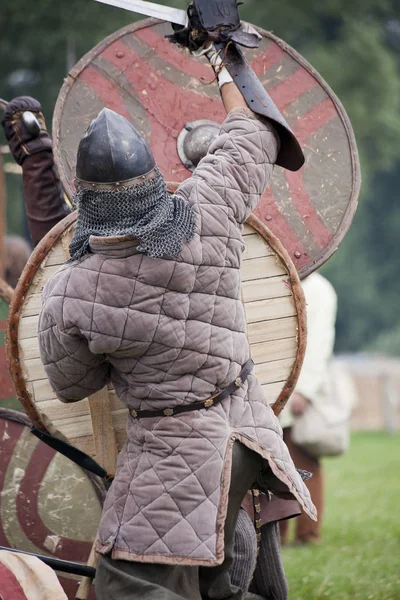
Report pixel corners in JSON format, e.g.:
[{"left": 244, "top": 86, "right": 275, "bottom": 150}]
[{"left": 38, "top": 108, "right": 316, "bottom": 566}]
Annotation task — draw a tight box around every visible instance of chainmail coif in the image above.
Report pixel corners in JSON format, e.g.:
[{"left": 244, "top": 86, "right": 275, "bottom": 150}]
[{"left": 69, "top": 168, "right": 196, "bottom": 261}]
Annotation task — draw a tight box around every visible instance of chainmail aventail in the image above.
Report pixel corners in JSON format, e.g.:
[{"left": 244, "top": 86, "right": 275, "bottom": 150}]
[{"left": 69, "top": 169, "right": 196, "bottom": 261}]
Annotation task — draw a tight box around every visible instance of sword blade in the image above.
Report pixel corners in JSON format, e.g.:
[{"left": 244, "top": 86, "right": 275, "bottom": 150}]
[{"left": 95, "top": 0, "right": 189, "bottom": 27}]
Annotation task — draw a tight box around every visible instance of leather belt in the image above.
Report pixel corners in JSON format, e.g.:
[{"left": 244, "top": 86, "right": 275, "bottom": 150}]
[{"left": 129, "top": 359, "right": 254, "bottom": 419}]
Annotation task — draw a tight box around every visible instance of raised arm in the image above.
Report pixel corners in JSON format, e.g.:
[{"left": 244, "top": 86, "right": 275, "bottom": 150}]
[
  {"left": 220, "top": 81, "right": 248, "bottom": 114},
  {"left": 176, "top": 45, "right": 279, "bottom": 225},
  {"left": 1, "top": 97, "right": 70, "bottom": 246}
]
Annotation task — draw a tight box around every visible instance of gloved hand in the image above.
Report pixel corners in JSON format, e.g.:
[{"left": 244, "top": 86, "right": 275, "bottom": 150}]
[
  {"left": 1, "top": 96, "right": 52, "bottom": 165},
  {"left": 193, "top": 43, "right": 234, "bottom": 89},
  {"left": 169, "top": 12, "right": 262, "bottom": 53}
]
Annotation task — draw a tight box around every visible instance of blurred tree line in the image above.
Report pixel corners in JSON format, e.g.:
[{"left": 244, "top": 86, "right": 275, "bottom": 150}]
[{"left": 1, "top": 0, "right": 400, "bottom": 354}]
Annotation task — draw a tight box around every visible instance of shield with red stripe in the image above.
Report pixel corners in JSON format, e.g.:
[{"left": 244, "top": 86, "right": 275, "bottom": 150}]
[
  {"left": 0, "top": 409, "right": 104, "bottom": 599},
  {"left": 53, "top": 18, "right": 360, "bottom": 278}
]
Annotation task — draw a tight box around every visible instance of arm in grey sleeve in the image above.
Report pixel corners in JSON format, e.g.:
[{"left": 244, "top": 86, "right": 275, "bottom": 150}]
[
  {"left": 38, "top": 309, "right": 111, "bottom": 403},
  {"left": 177, "top": 108, "right": 279, "bottom": 225}
]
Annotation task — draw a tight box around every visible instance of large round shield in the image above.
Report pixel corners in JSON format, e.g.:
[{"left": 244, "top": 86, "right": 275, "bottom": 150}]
[
  {"left": 7, "top": 212, "right": 306, "bottom": 467},
  {"left": 0, "top": 408, "right": 103, "bottom": 599},
  {"left": 53, "top": 18, "right": 360, "bottom": 279}
]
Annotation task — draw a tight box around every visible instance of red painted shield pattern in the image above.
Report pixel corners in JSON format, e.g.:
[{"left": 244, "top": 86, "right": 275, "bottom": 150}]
[
  {"left": 0, "top": 409, "right": 104, "bottom": 599},
  {"left": 53, "top": 18, "right": 360, "bottom": 278}
]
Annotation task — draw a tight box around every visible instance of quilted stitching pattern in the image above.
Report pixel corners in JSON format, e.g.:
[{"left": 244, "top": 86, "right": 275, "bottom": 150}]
[{"left": 38, "top": 109, "right": 316, "bottom": 565}]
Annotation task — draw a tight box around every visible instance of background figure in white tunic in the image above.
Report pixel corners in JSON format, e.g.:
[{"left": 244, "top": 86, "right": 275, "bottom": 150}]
[{"left": 280, "top": 272, "right": 337, "bottom": 544}]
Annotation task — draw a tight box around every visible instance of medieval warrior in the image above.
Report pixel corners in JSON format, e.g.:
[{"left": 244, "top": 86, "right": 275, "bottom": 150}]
[{"left": 2, "top": 33, "right": 317, "bottom": 600}]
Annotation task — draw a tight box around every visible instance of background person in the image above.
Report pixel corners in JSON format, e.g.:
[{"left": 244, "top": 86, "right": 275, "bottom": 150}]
[{"left": 279, "top": 272, "right": 337, "bottom": 545}]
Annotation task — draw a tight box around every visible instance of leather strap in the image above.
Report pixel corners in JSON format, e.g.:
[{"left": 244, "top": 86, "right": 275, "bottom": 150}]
[
  {"left": 30, "top": 426, "right": 112, "bottom": 486},
  {"left": 30, "top": 360, "right": 254, "bottom": 483},
  {"left": 129, "top": 359, "right": 254, "bottom": 419}
]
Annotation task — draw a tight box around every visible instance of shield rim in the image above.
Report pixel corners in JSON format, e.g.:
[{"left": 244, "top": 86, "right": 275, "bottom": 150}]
[
  {"left": 6, "top": 210, "right": 306, "bottom": 437},
  {"left": 52, "top": 18, "right": 361, "bottom": 280}
]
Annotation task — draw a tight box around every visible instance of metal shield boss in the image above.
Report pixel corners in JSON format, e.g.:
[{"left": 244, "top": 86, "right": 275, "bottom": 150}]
[{"left": 53, "top": 18, "right": 360, "bottom": 278}]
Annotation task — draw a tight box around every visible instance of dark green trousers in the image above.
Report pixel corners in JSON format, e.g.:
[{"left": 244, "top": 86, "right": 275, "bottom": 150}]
[{"left": 95, "top": 442, "right": 262, "bottom": 600}]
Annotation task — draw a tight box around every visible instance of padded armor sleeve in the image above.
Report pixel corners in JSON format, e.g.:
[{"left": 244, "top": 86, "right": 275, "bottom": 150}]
[
  {"left": 38, "top": 307, "right": 111, "bottom": 403},
  {"left": 177, "top": 108, "right": 279, "bottom": 225}
]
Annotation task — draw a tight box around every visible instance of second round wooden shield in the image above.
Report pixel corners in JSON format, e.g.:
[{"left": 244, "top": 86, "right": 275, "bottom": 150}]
[
  {"left": 7, "top": 213, "right": 306, "bottom": 469},
  {"left": 0, "top": 408, "right": 103, "bottom": 599},
  {"left": 53, "top": 18, "right": 361, "bottom": 278}
]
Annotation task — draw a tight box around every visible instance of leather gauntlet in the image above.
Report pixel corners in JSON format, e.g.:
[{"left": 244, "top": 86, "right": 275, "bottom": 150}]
[{"left": 1, "top": 96, "right": 52, "bottom": 165}]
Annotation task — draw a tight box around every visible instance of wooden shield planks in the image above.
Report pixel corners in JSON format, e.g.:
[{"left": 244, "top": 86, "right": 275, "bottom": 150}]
[
  {"left": 53, "top": 18, "right": 361, "bottom": 279},
  {"left": 7, "top": 213, "right": 306, "bottom": 467},
  {"left": 0, "top": 408, "right": 102, "bottom": 599}
]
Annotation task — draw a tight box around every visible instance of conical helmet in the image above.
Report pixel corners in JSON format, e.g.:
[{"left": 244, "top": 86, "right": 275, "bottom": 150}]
[{"left": 76, "top": 108, "right": 156, "bottom": 188}]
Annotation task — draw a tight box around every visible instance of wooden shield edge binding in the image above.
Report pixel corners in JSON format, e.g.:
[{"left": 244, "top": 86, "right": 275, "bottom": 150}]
[
  {"left": 6, "top": 212, "right": 77, "bottom": 430},
  {"left": 246, "top": 213, "right": 307, "bottom": 415},
  {"left": 6, "top": 211, "right": 306, "bottom": 448},
  {"left": 52, "top": 17, "right": 361, "bottom": 279}
]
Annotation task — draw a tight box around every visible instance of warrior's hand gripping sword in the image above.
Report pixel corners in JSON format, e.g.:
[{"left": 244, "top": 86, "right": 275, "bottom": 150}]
[{"left": 94, "top": 0, "right": 305, "bottom": 171}]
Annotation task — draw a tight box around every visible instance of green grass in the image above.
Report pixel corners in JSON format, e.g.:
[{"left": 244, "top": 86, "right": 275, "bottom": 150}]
[
  {"left": 283, "top": 432, "right": 400, "bottom": 600},
  {"left": 0, "top": 396, "right": 23, "bottom": 411}
]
